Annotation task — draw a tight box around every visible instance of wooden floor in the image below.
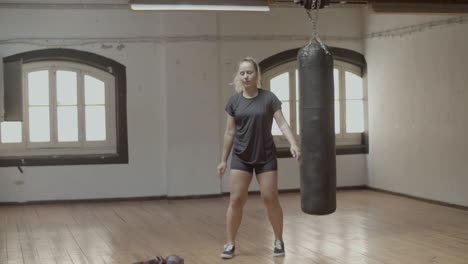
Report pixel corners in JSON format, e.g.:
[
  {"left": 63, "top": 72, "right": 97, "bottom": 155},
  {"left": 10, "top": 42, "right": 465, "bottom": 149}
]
[{"left": 1, "top": 190, "right": 468, "bottom": 264}]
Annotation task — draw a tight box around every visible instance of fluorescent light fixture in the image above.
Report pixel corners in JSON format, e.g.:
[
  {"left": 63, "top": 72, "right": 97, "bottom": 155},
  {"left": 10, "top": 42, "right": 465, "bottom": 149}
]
[{"left": 130, "top": 0, "right": 270, "bottom": 12}]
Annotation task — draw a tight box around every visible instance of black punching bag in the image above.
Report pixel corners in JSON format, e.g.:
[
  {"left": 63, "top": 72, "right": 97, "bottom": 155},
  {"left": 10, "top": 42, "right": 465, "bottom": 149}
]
[{"left": 298, "top": 40, "right": 336, "bottom": 215}]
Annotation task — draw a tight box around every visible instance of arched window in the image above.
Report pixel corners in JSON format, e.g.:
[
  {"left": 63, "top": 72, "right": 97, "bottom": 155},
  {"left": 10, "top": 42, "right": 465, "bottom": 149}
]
[
  {"left": 0, "top": 49, "right": 128, "bottom": 166},
  {"left": 260, "top": 47, "right": 368, "bottom": 155}
]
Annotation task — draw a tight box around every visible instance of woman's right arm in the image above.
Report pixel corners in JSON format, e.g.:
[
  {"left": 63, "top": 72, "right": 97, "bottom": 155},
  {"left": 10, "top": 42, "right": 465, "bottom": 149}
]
[{"left": 217, "top": 114, "right": 236, "bottom": 178}]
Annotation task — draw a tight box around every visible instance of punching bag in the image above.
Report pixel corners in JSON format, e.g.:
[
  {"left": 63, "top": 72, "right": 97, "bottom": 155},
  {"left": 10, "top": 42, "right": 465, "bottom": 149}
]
[{"left": 298, "top": 39, "right": 336, "bottom": 215}]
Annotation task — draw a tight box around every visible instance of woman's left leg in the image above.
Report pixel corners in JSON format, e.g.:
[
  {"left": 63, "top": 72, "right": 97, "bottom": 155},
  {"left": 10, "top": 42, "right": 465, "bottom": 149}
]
[{"left": 256, "top": 170, "right": 283, "bottom": 241}]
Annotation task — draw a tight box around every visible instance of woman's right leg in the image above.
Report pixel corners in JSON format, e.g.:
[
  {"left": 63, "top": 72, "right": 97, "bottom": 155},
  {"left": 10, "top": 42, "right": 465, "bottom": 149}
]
[{"left": 226, "top": 169, "right": 253, "bottom": 244}]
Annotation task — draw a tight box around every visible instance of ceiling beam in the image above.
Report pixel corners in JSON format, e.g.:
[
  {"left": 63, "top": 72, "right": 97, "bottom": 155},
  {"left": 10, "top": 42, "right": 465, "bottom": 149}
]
[{"left": 370, "top": 2, "right": 468, "bottom": 13}]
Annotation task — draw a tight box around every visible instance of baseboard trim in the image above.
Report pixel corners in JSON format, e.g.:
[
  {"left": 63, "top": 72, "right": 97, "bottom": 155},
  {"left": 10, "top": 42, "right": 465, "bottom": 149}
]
[
  {"left": 0, "top": 195, "right": 167, "bottom": 205},
  {"left": 366, "top": 186, "right": 468, "bottom": 211},
  {"left": 1, "top": 185, "right": 466, "bottom": 211},
  {"left": 337, "top": 185, "right": 368, "bottom": 190},
  {"left": 166, "top": 194, "right": 223, "bottom": 200},
  {"left": 0, "top": 186, "right": 366, "bottom": 205}
]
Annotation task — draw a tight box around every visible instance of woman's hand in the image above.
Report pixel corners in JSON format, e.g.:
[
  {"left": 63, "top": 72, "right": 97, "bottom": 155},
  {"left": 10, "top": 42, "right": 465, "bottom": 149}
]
[
  {"left": 290, "top": 144, "right": 302, "bottom": 162},
  {"left": 217, "top": 161, "right": 227, "bottom": 179}
]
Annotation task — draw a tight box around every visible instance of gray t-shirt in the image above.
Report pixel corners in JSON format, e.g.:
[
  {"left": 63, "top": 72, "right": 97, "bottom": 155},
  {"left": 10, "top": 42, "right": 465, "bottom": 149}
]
[{"left": 225, "top": 89, "right": 282, "bottom": 164}]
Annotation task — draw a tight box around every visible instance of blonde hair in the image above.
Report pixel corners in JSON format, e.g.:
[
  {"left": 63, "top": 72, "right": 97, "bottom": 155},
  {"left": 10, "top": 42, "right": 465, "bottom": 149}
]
[{"left": 232, "top": 57, "right": 262, "bottom": 93}]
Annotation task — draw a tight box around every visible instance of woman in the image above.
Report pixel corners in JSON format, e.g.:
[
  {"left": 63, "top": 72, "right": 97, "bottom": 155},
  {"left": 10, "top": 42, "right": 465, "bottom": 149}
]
[{"left": 217, "top": 57, "right": 302, "bottom": 259}]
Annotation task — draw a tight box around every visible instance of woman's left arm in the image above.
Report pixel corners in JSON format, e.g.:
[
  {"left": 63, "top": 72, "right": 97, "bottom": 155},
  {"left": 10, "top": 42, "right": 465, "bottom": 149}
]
[{"left": 273, "top": 110, "right": 302, "bottom": 161}]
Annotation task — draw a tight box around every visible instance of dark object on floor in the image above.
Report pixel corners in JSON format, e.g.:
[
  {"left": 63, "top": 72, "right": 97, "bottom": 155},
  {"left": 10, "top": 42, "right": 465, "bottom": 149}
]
[
  {"left": 133, "top": 256, "right": 166, "bottom": 264},
  {"left": 133, "top": 255, "right": 184, "bottom": 264},
  {"left": 166, "top": 255, "right": 184, "bottom": 264}
]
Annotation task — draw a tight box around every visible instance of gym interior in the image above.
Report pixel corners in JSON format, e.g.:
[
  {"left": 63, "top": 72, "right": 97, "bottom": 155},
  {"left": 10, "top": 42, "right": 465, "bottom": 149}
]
[{"left": 0, "top": 1, "right": 467, "bottom": 263}]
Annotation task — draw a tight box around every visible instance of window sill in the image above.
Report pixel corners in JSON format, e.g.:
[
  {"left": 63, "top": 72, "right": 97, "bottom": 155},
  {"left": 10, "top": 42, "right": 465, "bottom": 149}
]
[{"left": 277, "top": 144, "right": 368, "bottom": 158}]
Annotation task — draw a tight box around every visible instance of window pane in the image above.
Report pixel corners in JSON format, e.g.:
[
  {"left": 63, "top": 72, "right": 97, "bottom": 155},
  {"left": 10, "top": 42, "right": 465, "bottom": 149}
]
[
  {"left": 296, "top": 70, "right": 300, "bottom": 135},
  {"left": 335, "top": 101, "right": 340, "bottom": 134},
  {"left": 296, "top": 100, "right": 300, "bottom": 135},
  {"left": 270, "top": 72, "right": 289, "bottom": 101},
  {"left": 57, "top": 71, "right": 77, "bottom": 105},
  {"left": 57, "top": 106, "right": 78, "bottom": 142},
  {"left": 85, "top": 75, "right": 105, "bottom": 105},
  {"left": 345, "top": 71, "right": 363, "bottom": 99},
  {"left": 29, "top": 106, "right": 50, "bottom": 142},
  {"left": 346, "top": 100, "right": 364, "bottom": 133},
  {"left": 334, "top": 69, "right": 339, "bottom": 100},
  {"left": 1, "top": 122, "right": 22, "bottom": 143},
  {"left": 295, "top": 70, "right": 299, "bottom": 100},
  {"left": 28, "top": 71, "right": 49, "bottom": 105},
  {"left": 272, "top": 120, "right": 281, "bottom": 136},
  {"left": 86, "top": 106, "right": 106, "bottom": 141},
  {"left": 272, "top": 102, "right": 290, "bottom": 136},
  {"left": 282, "top": 101, "right": 290, "bottom": 125}
]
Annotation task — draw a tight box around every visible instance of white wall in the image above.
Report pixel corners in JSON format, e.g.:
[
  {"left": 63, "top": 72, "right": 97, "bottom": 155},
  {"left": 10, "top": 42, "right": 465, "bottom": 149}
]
[
  {"left": 0, "top": 9, "right": 168, "bottom": 202},
  {"left": 0, "top": 5, "right": 367, "bottom": 202},
  {"left": 365, "top": 13, "right": 468, "bottom": 206}
]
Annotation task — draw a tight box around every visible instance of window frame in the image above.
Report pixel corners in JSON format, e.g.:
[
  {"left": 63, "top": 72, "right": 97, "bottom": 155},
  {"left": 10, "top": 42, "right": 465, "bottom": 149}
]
[
  {"left": 262, "top": 62, "right": 299, "bottom": 147},
  {"left": 334, "top": 60, "right": 366, "bottom": 146},
  {"left": 4, "top": 61, "right": 117, "bottom": 154},
  {"left": 0, "top": 48, "right": 128, "bottom": 166}
]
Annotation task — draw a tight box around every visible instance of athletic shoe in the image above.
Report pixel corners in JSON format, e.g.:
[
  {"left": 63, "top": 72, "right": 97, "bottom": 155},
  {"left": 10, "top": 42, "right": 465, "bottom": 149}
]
[
  {"left": 273, "top": 240, "right": 285, "bottom": 257},
  {"left": 221, "top": 242, "right": 235, "bottom": 259}
]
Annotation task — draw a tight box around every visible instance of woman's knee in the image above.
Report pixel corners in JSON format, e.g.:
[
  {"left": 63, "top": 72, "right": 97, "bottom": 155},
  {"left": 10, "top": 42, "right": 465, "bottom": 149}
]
[
  {"left": 261, "top": 191, "right": 279, "bottom": 207},
  {"left": 229, "top": 194, "right": 247, "bottom": 209}
]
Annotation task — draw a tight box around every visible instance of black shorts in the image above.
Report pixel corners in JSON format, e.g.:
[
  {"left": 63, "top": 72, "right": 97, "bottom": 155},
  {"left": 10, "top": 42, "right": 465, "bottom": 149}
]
[{"left": 231, "top": 155, "right": 278, "bottom": 174}]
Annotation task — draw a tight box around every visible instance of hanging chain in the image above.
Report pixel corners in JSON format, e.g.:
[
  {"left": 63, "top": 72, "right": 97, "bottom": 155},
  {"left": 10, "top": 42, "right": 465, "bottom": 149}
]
[
  {"left": 305, "top": 0, "right": 330, "bottom": 54},
  {"left": 305, "top": 0, "right": 320, "bottom": 39}
]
